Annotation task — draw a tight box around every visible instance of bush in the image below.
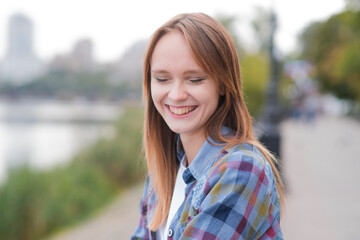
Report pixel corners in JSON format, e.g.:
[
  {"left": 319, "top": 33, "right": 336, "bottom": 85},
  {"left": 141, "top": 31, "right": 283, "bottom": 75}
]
[
  {"left": 0, "top": 105, "right": 146, "bottom": 240},
  {"left": 0, "top": 165, "right": 115, "bottom": 240},
  {"left": 241, "top": 54, "right": 269, "bottom": 117},
  {"left": 73, "top": 106, "right": 146, "bottom": 187}
]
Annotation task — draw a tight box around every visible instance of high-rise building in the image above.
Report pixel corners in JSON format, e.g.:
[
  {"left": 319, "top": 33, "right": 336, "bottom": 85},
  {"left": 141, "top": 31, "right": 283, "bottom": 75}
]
[
  {"left": 49, "top": 38, "right": 95, "bottom": 73},
  {"left": 108, "top": 40, "right": 146, "bottom": 86},
  {"left": 71, "top": 39, "right": 94, "bottom": 72},
  {"left": 0, "top": 13, "right": 46, "bottom": 84}
]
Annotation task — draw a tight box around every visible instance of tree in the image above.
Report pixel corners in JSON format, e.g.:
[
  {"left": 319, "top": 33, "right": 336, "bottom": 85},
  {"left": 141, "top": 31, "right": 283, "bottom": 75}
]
[
  {"left": 241, "top": 54, "right": 270, "bottom": 117},
  {"left": 215, "top": 13, "right": 245, "bottom": 55},
  {"left": 346, "top": 0, "right": 360, "bottom": 11},
  {"left": 251, "top": 6, "right": 273, "bottom": 53},
  {"left": 216, "top": 12, "right": 272, "bottom": 117},
  {"left": 299, "top": 10, "right": 360, "bottom": 103}
]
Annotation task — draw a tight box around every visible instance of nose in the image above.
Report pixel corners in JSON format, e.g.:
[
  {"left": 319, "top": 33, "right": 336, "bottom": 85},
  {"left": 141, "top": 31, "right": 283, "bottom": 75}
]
[{"left": 168, "top": 80, "right": 188, "bottom": 102}]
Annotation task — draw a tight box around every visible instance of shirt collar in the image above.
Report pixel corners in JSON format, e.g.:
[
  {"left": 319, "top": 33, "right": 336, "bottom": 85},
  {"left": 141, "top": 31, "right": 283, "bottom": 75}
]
[{"left": 176, "top": 127, "right": 233, "bottom": 184}]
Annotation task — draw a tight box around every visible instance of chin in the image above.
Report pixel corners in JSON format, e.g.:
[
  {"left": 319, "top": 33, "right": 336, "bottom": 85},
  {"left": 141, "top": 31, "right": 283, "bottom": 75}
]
[
  {"left": 168, "top": 127, "right": 185, "bottom": 134},
  {"left": 167, "top": 125, "right": 190, "bottom": 134}
]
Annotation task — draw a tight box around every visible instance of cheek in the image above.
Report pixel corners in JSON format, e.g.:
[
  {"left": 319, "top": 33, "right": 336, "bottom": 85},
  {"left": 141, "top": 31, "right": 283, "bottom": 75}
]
[
  {"left": 150, "top": 83, "right": 163, "bottom": 110},
  {"left": 207, "top": 91, "right": 221, "bottom": 114},
  {"left": 196, "top": 86, "right": 220, "bottom": 107}
]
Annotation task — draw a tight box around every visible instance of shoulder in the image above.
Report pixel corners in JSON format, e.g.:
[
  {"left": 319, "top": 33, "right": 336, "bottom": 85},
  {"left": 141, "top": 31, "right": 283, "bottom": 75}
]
[
  {"left": 197, "top": 143, "right": 283, "bottom": 238},
  {"left": 224, "top": 143, "right": 269, "bottom": 168},
  {"left": 207, "top": 143, "right": 277, "bottom": 194}
]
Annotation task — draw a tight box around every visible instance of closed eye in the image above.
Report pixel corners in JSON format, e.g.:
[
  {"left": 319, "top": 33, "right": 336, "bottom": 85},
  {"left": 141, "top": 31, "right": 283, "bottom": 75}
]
[
  {"left": 190, "top": 78, "right": 205, "bottom": 83},
  {"left": 155, "top": 78, "right": 168, "bottom": 82}
]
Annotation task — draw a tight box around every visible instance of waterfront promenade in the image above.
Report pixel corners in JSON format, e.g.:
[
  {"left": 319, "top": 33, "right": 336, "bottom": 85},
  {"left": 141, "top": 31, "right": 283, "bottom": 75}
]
[
  {"left": 281, "top": 116, "right": 360, "bottom": 240},
  {"left": 50, "top": 116, "right": 360, "bottom": 240}
]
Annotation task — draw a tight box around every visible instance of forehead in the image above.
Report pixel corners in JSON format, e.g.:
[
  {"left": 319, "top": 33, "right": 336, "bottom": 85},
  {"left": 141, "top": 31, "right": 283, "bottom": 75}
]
[{"left": 151, "top": 31, "right": 203, "bottom": 73}]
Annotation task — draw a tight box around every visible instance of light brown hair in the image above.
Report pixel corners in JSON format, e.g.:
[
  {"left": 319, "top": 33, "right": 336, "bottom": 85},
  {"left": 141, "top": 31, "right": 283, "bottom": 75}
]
[{"left": 143, "top": 12, "right": 284, "bottom": 230}]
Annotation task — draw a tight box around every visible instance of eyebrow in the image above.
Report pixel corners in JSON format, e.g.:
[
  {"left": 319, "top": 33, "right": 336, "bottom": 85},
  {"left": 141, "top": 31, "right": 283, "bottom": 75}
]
[
  {"left": 151, "top": 69, "right": 205, "bottom": 75},
  {"left": 151, "top": 70, "right": 169, "bottom": 74},
  {"left": 183, "top": 70, "right": 205, "bottom": 75}
]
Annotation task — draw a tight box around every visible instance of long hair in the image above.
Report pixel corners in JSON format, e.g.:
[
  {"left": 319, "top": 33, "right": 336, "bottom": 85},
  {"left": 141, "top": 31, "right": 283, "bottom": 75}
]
[{"left": 143, "top": 12, "right": 284, "bottom": 230}]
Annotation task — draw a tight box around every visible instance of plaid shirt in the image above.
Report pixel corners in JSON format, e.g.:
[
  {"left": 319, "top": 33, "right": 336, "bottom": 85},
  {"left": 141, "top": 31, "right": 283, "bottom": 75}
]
[{"left": 132, "top": 128, "right": 283, "bottom": 240}]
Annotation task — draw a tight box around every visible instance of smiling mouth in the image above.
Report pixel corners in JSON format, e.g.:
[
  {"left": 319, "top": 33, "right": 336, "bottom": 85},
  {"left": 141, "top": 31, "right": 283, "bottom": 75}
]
[{"left": 167, "top": 105, "right": 197, "bottom": 115}]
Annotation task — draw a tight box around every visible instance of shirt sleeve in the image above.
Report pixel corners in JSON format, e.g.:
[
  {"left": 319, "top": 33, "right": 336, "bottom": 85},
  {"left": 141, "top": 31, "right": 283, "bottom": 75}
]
[
  {"left": 181, "top": 152, "right": 283, "bottom": 240},
  {"left": 131, "top": 176, "right": 153, "bottom": 240}
]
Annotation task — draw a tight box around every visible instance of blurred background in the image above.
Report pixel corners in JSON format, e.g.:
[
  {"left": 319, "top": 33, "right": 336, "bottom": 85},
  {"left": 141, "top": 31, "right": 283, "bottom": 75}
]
[{"left": 0, "top": 0, "right": 359, "bottom": 239}]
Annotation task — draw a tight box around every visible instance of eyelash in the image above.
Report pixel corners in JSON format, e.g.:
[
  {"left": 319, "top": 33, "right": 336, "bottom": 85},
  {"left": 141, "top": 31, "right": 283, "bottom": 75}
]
[
  {"left": 154, "top": 78, "right": 205, "bottom": 83},
  {"left": 155, "top": 78, "right": 168, "bottom": 82},
  {"left": 190, "top": 78, "right": 205, "bottom": 83}
]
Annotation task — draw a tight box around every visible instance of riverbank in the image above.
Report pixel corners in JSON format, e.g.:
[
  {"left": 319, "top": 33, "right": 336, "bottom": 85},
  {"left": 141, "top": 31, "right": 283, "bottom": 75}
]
[
  {"left": 46, "top": 116, "right": 360, "bottom": 239},
  {"left": 0, "top": 98, "right": 125, "bottom": 184},
  {"left": 0, "top": 98, "right": 124, "bottom": 123},
  {"left": 0, "top": 106, "right": 145, "bottom": 240},
  {"left": 49, "top": 185, "right": 143, "bottom": 240}
]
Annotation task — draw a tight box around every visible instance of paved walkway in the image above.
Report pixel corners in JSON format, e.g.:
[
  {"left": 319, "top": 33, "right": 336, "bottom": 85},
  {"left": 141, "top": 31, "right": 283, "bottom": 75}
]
[
  {"left": 281, "top": 116, "right": 360, "bottom": 240},
  {"left": 49, "top": 185, "right": 142, "bottom": 240},
  {"left": 49, "top": 116, "right": 360, "bottom": 239}
]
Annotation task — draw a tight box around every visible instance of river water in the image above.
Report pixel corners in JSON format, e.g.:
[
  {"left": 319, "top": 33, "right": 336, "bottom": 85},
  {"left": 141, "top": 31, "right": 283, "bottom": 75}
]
[{"left": 0, "top": 98, "right": 122, "bottom": 183}]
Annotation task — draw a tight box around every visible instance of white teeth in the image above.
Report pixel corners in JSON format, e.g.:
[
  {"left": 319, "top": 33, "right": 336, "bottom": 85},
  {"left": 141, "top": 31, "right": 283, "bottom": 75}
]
[{"left": 169, "top": 106, "right": 196, "bottom": 115}]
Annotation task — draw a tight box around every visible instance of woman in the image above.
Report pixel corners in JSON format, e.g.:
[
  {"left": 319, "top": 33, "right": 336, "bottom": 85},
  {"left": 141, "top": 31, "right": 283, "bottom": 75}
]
[{"left": 132, "top": 13, "right": 284, "bottom": 240}]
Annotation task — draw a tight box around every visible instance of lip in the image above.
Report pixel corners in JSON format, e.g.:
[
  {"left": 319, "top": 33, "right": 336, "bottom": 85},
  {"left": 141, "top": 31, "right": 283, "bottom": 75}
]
[{"left": 166, "top": 104, "right": 198, "bottom": 119}]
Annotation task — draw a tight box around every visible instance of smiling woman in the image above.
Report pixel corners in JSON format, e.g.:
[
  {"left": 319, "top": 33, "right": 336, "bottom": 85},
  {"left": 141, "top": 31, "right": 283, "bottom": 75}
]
[
  {"left": 150, "top": 31, "right": 220, "bottom": 149},
  {"left": 132, "top": 13, "right": 284, "bottom": 240}
]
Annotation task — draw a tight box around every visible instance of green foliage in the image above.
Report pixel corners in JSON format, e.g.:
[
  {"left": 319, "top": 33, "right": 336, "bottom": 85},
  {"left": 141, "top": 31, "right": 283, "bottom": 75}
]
[
  {"left": 0, "top": 165, "right": 114, "bottom": 240},
  {"left": 217, "top": 11, "right": 284, "bottom": 118},
  {"left": 299, "top": 10, "right": 360, "bottom": 103},
  {"left": 0, "top": 106, "right": 145, "bottom": 240},
  {"left": 0, "top": 71, "right": 139, "bottom": 100},
  {"left": 241, "top": 54, "right": 269, "bottom": 117},
  {"left": 74, "top": 106, "right": 146, "bottom": 187},
  {"left": 0, "top": 167, "right": 46, "bottom": 240},
  {"left": 40, "top": 165, "right": 115, "bottom": 233},
  {"left": 346, "top": 0, "right": 360, "bottom": 11},
  {"left": 251, "top": 6, "right": 273, "bottom": 52},
  {"left": 215, "top": 13, "right": 243, "bottom": 53}
]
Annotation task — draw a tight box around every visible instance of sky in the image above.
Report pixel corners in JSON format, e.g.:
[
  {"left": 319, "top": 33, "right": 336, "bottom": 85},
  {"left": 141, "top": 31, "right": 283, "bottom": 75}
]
[{"left": 0, "top": 0, "right": 346, "bottom": 63}]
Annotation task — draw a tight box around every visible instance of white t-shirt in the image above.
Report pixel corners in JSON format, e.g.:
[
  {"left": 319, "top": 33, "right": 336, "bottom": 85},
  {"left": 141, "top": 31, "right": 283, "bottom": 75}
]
[{"left": 158, "top": 157, "right": 187, "bottom": 240}]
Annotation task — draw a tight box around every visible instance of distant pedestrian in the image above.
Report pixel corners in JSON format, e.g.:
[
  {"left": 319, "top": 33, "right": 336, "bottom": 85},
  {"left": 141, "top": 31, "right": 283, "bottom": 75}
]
[{"left": 132, "top": 13, "right": 284, "bottom": 240}]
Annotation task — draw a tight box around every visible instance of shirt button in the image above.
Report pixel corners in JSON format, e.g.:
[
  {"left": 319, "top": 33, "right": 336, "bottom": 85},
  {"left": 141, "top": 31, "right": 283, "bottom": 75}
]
[{"left": 168, "top": 228, "right": 173, "bottom": 237}]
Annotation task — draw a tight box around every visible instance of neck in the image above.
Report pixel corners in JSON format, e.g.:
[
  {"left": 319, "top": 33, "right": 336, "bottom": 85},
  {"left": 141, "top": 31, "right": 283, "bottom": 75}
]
[{"left": 180, "top": 131, "right": 206, "bottom": 165}]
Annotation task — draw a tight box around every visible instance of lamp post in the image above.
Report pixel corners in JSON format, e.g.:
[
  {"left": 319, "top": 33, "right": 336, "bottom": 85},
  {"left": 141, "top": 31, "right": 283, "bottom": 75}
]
[{"left": 258, "top": 9, "right": 282, "bottom": 169}]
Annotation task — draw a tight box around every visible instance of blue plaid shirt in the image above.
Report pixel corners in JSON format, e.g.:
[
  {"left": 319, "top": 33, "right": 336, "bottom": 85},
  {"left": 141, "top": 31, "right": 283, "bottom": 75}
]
[{"left": 132, "top": 128, "right": 283, "bottom": 240}]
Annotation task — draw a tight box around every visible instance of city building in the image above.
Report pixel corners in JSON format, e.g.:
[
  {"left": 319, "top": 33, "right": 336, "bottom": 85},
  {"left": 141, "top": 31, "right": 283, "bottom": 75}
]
[
  {"left": 0, "top": 13, "right": 46, "bottom": 84},
  {"left": 49, "top": 39, "right": 95, "bottom": 73},
  {"left": 108, "top": 40, "right": 147, "bottom": 86}
]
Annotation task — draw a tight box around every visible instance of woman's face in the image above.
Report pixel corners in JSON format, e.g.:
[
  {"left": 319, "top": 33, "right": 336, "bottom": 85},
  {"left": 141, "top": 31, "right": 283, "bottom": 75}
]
[{"left": 150, "top": 31, "right": 220, "bottom": 139}]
